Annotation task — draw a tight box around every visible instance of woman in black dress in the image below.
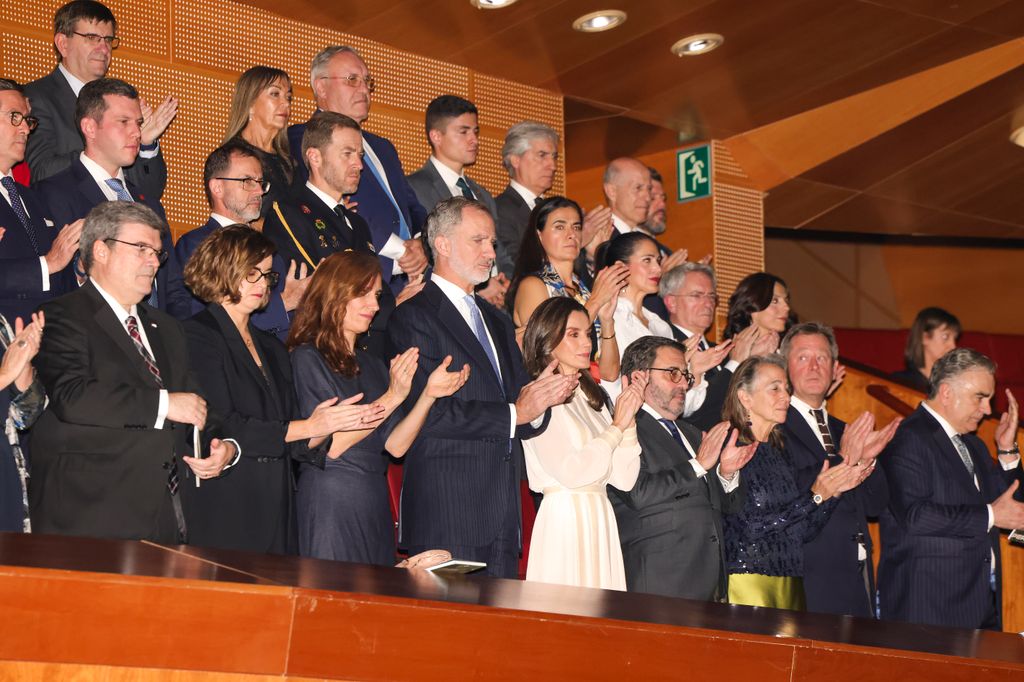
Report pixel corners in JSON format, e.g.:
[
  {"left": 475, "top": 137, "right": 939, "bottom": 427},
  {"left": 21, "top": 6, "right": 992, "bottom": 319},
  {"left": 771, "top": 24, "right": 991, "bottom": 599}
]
[
  {"left": 289, "top": 251, "right": 468, "bottom": 565},
  {"left": 181, "top": 226, "right": 380, "bottom": 553}
]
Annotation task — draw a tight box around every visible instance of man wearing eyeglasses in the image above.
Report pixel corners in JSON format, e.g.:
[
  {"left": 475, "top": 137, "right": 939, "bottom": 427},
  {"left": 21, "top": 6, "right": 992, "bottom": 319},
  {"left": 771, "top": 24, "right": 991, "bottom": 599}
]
[
  {"left": 0, "top": 78, "right": 82, "bottom": 322},
  {"left": 289, "top": 45, "right": 428, "bottom": 295},
  {"left": 30, "top": 201, "right": 239, "bottom": 544},
  {"left": 35, "top": 77, "right": 173, "bottom": 311},
  {"left": 609, "top": 335, "right": 752, "bottom": 601},
  {"left": 23, "top": 1, "right": 176, "bottom": 202}
]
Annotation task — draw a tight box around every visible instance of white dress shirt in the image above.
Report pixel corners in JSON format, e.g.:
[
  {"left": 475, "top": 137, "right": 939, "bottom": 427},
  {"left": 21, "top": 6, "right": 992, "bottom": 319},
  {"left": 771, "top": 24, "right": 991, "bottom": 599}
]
[
  {"left": 612, "top": 214, "right": 635, "bottom": 234},
  {"left": 0, "top": 171, "right": 50, "bottom": 290},
  {"left": 429, "top": 156, "right": 471, "bottom": 198},
  {"left": 509, "top": 180, "right": 540, "bottom": 208},
  {"left": 640, "top": 403, "right": 739, "bottom": 491},
  {"left": 79, "top": 152, "right": 131, "bottom": 202}
]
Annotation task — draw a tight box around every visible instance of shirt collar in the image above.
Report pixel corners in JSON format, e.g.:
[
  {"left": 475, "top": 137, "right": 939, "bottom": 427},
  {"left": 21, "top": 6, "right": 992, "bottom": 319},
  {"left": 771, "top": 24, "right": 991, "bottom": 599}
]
[
  {"left": 509, "top": 180, "right": 539, "bottom": 208},
  {"left": 922, "top": 401, "right": 959, "bottom": 438},
  {"left": 612, "top": 213, "right": 634, "bottom": 233},
  {"left": 305, "top": 181, "right": 342, "bottom": 211},
  {"left": 790, "top": 394, "right": 826, "bottom": 417},
  {"left": 58, "top": 64, "right": 86, "bottom": 97},
  {"left": 671, "top": 322, "right": 701, "bottom": 341},
  {"left": 91, "top": 277, "right": 138, "bottom": 318},
  {"left": 431, "top": 272, "right": 473, "bottom": 303},
  {"left": 430, "top": 156, "right": 465, "bottom": 190},
  {"left": 79, "top": 151, "right": 125, "bottom": 184},
  {"left": 210, "top": 213, "right": 238, "bottom": 227}
]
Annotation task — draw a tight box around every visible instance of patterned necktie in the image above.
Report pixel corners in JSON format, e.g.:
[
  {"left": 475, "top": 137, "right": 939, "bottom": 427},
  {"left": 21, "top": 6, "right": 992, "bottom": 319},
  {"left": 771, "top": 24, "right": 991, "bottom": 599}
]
[
  {"left": 811, "top": 408, "right": 839, "bottom": 458},
  {"left": 951, "top": 434, "right": 977, "bottom": 485},
  {"left": 463, "top": 294, "right": 502, "bottom": 391},
  {"left": 361, "top": 146, "right": 410, "bottom": 240},
  {"left": 455, "top": 177, "right": 475, "bottom": 199},
  {"left": 127, "top": 315, "right": 178, "bottom": 495},
  {"left": 104, "top": 178, "right": 134, "bottom": 202},
  {"left": 0, "top": 176, "right": 40, "bottom": 255}
]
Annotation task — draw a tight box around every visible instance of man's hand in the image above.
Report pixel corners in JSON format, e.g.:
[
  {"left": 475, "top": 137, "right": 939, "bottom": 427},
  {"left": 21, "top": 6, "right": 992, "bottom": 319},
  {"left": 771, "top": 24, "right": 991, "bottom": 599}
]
[
  {"left": 395, "top": 278, "right": 426, "bottom": 306},
  {"left": 826, "top": 361, "right": 847, "bottom": 398},
  {"left": 691, "top": 339, "right": 732, "bottom": 376},
  {"left": 280, "top": 260, "right": 312, "bottom": 312},
  {"left": 995, "top": 389, "right": 1020, "bottom": 454},
  {"left": 182, "top": 438, "right": 236, "bottom": 481},
  {"left": 661, "top": 248, "right": 689, "bottom": 273},
  {"left": 397, "top": 238, "right": 428, "bottom": 277},
  {"left": 992, "top": 481, "right": 1024, "bottom": 530},
  {"left": 477, "top": 272, "right": 509, "bottom": 308},
  {"left": 514, "top": 360, "right": 577, "bottom": 425},
  {"left": 140, "top": 95, "right": 179, "bottom": 146},
  {"left": 167, "top": 392, "right": 207, "bottom": 429},
  {"left": 581, "top": 205, "right": 613, "bottom": 252},
  {"left": 44, "top": 219, "right": 84, "bottom": 273}
]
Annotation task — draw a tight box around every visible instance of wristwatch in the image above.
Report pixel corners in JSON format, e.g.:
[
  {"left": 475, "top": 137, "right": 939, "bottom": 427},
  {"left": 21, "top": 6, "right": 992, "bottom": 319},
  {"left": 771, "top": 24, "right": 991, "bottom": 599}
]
[{"left": 812, "top": 493, "right": 824, "bottom": 505}]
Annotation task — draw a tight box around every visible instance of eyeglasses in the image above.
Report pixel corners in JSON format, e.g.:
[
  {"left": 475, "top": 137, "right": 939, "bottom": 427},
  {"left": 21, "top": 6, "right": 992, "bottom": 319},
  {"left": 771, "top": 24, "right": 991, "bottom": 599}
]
[
  {"left": 104, "top": 238, "right": 168, "bottom": 264},
  {"left": 649, "top": 366, "right": 696, "bottom": 389},
  {"left": 245, "top": 268, "right": 280, "bottom": 287},
  {"left": 675, "top": 292, "right": 719, "bottom": 305},
  {"left": 1, "top": 110, "right": 39, "bottom": 131},
  {"left": 318, "top": 74, "right": 376, "bottom": 94},
  {"left": 72, "top": 31, "right": 120, "bottom": 49},
  {"left": 215, "top": 176, "right": 269, "bottom": 194}
]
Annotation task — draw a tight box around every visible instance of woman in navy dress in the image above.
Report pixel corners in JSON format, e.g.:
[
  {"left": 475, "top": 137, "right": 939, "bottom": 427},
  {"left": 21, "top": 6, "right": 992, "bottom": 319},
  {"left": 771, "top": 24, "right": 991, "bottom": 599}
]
[{"left": 289, "top": 251, "right": 468, "bottom": 565}]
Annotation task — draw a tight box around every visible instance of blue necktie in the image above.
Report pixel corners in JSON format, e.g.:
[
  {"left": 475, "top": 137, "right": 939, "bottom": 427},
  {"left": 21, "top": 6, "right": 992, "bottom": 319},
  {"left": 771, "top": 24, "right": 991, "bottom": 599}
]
[
  {"left": 658, "top": 418, "right": 689, "bottom": 455},
  {"left": 105, "top": 178, "right": 134, "bottom": 202},
  {"left": 464, "top": 294, "right": 502, "bottom": 392},
  {"left": 1, "top": 176, "right": 40, "bottom": 255},
  {"left": 361, "top": 147, "right": 410, "bottom": 240}
]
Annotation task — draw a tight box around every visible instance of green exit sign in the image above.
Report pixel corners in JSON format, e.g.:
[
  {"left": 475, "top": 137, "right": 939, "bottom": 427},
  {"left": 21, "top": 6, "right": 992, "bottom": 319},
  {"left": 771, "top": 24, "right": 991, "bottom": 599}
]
[{"left": 677, "top": 144, "right": 711, "bottom": 202}]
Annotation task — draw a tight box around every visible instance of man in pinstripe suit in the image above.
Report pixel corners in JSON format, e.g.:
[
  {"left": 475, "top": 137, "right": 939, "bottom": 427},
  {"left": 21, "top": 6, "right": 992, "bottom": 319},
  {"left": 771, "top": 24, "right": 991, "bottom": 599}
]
[
  {"left": 879, "top": 348, "right": 1024, "bottom": 629},
  {"left": 388, "top": 197, "right": 575, "bottom": 578}
]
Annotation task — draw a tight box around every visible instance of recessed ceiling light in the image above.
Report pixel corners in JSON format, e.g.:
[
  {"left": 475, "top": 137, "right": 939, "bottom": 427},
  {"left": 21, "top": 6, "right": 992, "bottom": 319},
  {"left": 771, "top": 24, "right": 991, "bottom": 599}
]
[
  {"left": 572, "top": 10, "right": 627, "bottom": 33},
  {"left": 470, "top": 0, "right": 518, "bottom": 8},
  {"left": 671, "top": 33, "right": 724, "bottom": 56}
]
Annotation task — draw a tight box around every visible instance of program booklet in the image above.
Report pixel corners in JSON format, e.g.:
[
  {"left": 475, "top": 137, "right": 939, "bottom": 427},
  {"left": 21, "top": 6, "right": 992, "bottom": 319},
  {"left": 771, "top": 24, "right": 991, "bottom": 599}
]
[{"left": 425, "top": 559, "right": 487, "bottom": 575}]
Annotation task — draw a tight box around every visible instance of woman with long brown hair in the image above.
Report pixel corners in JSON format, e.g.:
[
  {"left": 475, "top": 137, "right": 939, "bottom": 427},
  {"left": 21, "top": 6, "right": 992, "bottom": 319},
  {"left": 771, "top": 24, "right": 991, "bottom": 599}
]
[
  {"left": 520, "top": 297, "right": 645, "bottom": 590},
  {"left": 289, "top": 251, "right": 468, "bottom": 565}
]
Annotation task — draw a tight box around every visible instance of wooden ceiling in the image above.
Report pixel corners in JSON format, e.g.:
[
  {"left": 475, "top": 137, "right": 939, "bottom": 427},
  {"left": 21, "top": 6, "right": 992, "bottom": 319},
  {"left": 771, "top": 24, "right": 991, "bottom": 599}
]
[{"left": 236, "top": 0, "right": 1024, "bottom": 240}]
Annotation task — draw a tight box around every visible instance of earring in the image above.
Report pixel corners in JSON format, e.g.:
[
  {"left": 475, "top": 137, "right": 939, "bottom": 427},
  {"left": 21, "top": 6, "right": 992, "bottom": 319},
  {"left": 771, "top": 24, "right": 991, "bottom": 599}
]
[{"left": 744, "top": 409, "right": 752, "bottom": 427}]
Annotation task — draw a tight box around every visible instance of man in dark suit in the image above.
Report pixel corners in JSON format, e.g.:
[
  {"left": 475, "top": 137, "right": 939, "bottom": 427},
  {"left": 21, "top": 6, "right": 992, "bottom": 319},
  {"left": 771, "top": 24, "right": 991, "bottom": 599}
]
[
  {"left": 781, "top": 322, "right": 897, "bottom": 618},
  {"left": 879, "top": 347, "right": 1024, "bottom": 629},
  {"left": 35, "top": 78, "right": 173, "bottom": 310},
  {"left": 610, "top": 336, "right": 752, "bottom": 600},
  {"left": 166, "top": 141, "right": 305, "bottom": 340},
  {"left": 407, "top": 94, "right": 511, "bottom": 309},
  {"left": 0, "top": 78, "right": 80, "bottom": 322},
  {"left": 289, "top": 46, "right": 427, "bottom": 294},
  {"left": 639, "top": 167, "right": 668, "bottom": 241},
  {"left": 388, "top": 197, "right": 575, "bottom": 578},
  {"left": 24, "top": 1, "right": 174, "bottom": 200},
  {"left": 29, "top": 201, "right": 238, "bottom": 543}
]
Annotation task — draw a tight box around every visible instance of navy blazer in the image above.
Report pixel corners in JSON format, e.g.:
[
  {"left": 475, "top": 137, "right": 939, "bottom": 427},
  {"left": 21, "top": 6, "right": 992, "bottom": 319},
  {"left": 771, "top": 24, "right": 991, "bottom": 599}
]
[
  {"left": 289, "top": 121, "right": 426, "bottom": 283},
  {"left": 167, "top": 217, "right": 293, "bottom": 341},
  {"left": 878, "top": 404, "right": 1019, "bottom": 629},
  {"left": 388, "top": 280, "right": 541, "bottom": 551},
  {"left": 34, "top": 158, "right": 173, "bottom": 311},
  {"left": 0, "top": 180, "right": 70, "bottom": 321},
  {"left": 784, "top": 405, "right": 888, "bottom": 618}
]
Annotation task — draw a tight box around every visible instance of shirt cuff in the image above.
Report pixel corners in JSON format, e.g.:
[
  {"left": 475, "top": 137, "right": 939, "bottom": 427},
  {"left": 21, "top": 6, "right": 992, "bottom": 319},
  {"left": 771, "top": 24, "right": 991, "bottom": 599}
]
[
  {"left": 723, "top": 359, "right": 739, "bottom": 372},
  {"left": 380, "top": 232, "right": 407, "bottom": 260},
  {"left": 689, "top": 458, "right": 708, "bottom": 478},
  {"left": 154, "top": 389, "right": 168, "bottom": 429},
  {"left": 999, "top": 454, "right": 1021, "bottom": 470},
  {"left": 221, "top": 438, "right": 242, "bottom": 470},
  {"left": 988, "top": 504, "right": 994, "bottom": 532},
  {"left": 39, "top": 256, "right": 50, "bottom": 292},
  {"left": 717, "top": 466, "right": 740, "bottom": 492},
  {"left": 138, "top": 142, "right": 159, "bottom": 158},
  {"left": 508, "top": 404, "right": 517, "bottom": 438}
]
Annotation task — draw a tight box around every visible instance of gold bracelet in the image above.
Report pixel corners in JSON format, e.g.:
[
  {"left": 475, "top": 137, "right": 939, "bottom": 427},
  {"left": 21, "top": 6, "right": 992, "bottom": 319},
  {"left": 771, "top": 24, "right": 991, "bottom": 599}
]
[{"left": 601, "top": 333, "right": 616, "bottom": 340}]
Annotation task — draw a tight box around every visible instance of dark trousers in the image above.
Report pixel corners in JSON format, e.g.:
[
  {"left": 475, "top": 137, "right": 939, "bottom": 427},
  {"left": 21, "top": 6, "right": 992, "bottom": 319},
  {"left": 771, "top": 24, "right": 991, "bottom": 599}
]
[{"left": 408, "top": 498, "right": 520, "bottom": 579}]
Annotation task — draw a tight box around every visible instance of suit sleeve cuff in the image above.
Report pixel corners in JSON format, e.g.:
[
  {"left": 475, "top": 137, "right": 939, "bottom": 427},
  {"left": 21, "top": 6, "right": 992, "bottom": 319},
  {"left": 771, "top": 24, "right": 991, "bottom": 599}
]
[
  {"left": 39, "top": 257, "right": 51, "bottom": 291},
  {"left": 221, "top": 439, "right": 242, "bottom": 469},
  {"left": 999, "top": 454, "right": 1021, "bottom": 470},
  {"left": 717, "top": 466, "right": 740, "bottom": 492},
  {"left": 138, "top": 142, "right": 159, "bottom": 157},
  {"left": 155, "top": 390, "right": 168, "bottom": 429},
  {"left": 380, "top": 233, "right": 407, "bottom": 260},
  {"left": 723, "top": 359, "right": 739, "bottom": 372}
]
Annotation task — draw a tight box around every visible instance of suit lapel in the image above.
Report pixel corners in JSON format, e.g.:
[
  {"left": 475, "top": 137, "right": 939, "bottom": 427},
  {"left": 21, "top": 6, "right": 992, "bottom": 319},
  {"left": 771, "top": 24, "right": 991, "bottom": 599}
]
[
  {"left": 209, "top": 304, "right": 276, "bottom": 406},
  {"left": 429, "top": 284, "right": 504, "bottom": 395},
  {"left": 73, "top": 161, "right": 108, "bottom": 208},
  {"left": 478, "top": 296, "right": 512, "bottom": 396},
  {"left": 424, "top": 162, "right": 450, "bottom": 205},
  {"left": 85, "top": 284, "right": 162, "bottom": 388},
  {"left": 137, "top": 305, "right": 172, "bottom": 388},
  {"left": 925, "top": 416, "right": 981, "bottom": 496},
  {"left": 785, "top": 406, "right": 827, "bottom": 460}
]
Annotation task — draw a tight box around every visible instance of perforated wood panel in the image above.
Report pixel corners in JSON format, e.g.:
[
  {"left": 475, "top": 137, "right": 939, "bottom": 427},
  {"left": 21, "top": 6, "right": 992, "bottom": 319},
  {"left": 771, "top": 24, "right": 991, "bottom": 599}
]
[{"left": 1, "top": 0, "right": 564, "bottom": 240}]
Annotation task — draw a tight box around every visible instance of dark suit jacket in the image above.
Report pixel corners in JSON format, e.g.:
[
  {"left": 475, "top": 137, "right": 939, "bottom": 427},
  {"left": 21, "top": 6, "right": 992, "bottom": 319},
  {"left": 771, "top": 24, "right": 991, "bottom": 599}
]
[
  {"left": 610, "top": 411, "right": 744, "bottom": 601},
  {"left": 167, "top": 217, "right": 293, "bottom": 340},
  {"left": 0, "top": 180, "right": 70, "bottom": 321},
  {"left": 878, "top": 404, "right": 1018, "bottom": 629},
  {"left": 387, "top": 280, "right": 540, "bottom": 550},
  {"left": 289, "top": 121, "right": 426, "bottom": 284},
  {"left": 28, "top": 282, "right": 202, "bottom": 541},
  {"left": 34, "top": 158, "right": 174, "bottom": 310},
  {"left": 670, "top": 325, "right": 733, "bottom": 432},
  {"left": 494, "top": 184, "right": 532, "bottom": 279},
  {"left": 784, "top": 406, "right": 888, "bottom": 618},
  {"left": 24, "top": 67, "right": 167, "bottom": 199}
]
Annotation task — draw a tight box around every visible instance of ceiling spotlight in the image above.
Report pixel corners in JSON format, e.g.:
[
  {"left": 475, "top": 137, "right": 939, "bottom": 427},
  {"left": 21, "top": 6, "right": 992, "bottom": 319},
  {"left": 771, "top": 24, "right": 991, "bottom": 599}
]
[
  {"left": 470, "top": 0, "right": 518, "bottom": 8},
  {"left": 573, "top": 10, "right": 627, "bottom": 33},
  {"left": 671, "top": 33, "right": 724, "bottom": 56}
]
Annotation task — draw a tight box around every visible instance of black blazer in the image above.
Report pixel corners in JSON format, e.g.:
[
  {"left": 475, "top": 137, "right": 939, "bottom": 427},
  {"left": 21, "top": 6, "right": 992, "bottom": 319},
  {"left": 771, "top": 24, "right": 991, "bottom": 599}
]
[
  {"left": 670, "top": 325, "right": 733, "bottom": 432},
  {"left": 24, "top": 67, "right": 167, "bottom": 199},
  {"left": 878, "top": 404, "right": 1019, "bottom": 629},
  {"left": 0, "top": 180, "right": 70, "bottom": 321},
  {"left": 783, "top": 405, "right": 888, "bottom": 618},
  {"left": 181, "top": 305, "right": 318, "bottom": 554},
  {"left": 610, "top": 411, "right": 744, "bottom": 601},
  {"left": 387, "top": 280, "right": 542, "bottom": 549},
  {"left": 494, "top": 184, "right": 532, "bottom": 279},
  {"left": 28, "top": 282, "right": 201, "bottom": 541}
]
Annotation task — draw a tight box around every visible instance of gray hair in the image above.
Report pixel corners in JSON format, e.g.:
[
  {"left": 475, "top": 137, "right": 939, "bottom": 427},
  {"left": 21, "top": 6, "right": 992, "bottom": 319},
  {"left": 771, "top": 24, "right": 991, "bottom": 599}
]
[
  {"left": 928, "top": 347, "right": 996, "bottom": 400},
  {"left": 658, "top": 262, "right": 717, "bottom": 299},
  {"left": 425, "top": 196, "right": 490, "bottom": 254},
  {"left": 780, "top": 321, "right": 839, "bottom": 364},
  {"left": 621, "top": 336, "right": 685, "bottom": 377},
  {"left": 309, "top": 45, "right": 365, "bottom": 90},
  {"left": 79, "top": 201, "right": 166, "bottom": 274},
  {"left": 501, "top": 121, "right": 559, "bottom": 175}
]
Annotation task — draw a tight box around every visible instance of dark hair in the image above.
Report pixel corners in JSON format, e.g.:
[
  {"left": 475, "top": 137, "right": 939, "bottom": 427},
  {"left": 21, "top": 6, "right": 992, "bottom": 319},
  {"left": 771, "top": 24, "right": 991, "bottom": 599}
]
[
  {"left": 301, "top": 110, "right": 362, "bottom": 170},
  {"left": 724, "top": 272, "right": 789, "bottom": 339},
  {"left": 507, "top": 196, "right": 583, "bottom": 309},
  {"left": 722, "top": 355, "right": 788, "bottom": 448},
  {"left": 425, "top": 95, "right": 477, "bottom": 148},
  {"left": 647, "top": 167, "right": 663, "bottom": 184},
  {"left": 620, "top": 335, "right": 684, "bottom": 377},
  {"left": 0, "top": 78, "right": 24, "bottom": 93},
  {"left": 202, "top": 140, "right": 260, "bottom": 206},
  {"left": 522, "top": 298, "right": 604, "bottom": 411},
  {"left": 183, "top": 224, "right": 275, "bottom": 305},
  {"left": 905, "top": 306, "right": 961, "bottom": 371},
  {"left": 75, "top": 77, "right": 137, "bottom": 141},
  {"left": 54, "top": 1, "right": 117, "bottom": 61},
  {"left": 597, "top": 231, "right": 659, "bottom": 270},
  {"left": 286, "top": 251, "right": 381, "bottom": 377},
  {"left": 928, "top": 347, "right": 995, "bottom": 400}
]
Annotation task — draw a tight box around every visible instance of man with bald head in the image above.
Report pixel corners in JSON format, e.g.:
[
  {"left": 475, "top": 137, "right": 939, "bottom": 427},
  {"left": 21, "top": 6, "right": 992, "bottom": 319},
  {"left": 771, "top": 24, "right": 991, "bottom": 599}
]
[{"left": 604, "top": 157, "right": 652, "bottom": 237}]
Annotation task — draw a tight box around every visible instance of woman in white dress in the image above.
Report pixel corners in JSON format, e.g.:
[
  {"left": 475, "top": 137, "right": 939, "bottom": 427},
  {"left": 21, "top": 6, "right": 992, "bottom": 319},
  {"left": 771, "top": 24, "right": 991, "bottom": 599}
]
[
  {"left": 600, "top": 232, "right": 674, "bottom": 360},
  {"left": 521, "top": 297, "right": 646, "bottom": 590}
]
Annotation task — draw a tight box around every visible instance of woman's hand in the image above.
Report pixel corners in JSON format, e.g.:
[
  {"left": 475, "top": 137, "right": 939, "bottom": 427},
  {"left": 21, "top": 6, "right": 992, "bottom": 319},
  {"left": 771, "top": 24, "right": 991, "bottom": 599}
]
[
  {"left": 306, "top": 394, "right": 387, "bottom": 437},
  {"left": 811, "top": 459, "right": 871, "bottom": 502},
  {"left": 612, "top": 372, "right": 647, "bottom": 430},
  {"left": 387, "top": 347, "right": 420, "bottom": 401},
  {"left": 587, "top": 262, "right": 629, "bottom": 322},
  {"left": 425, "top": 355, "right": 471, "bottom": 398},
  {"left": 0, "top": 312, "right": 44, "bottom": 389}
]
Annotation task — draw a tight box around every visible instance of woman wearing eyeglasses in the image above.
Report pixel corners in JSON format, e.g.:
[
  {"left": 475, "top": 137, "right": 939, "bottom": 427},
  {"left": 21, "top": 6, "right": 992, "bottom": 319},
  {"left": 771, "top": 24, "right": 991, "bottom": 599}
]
[
  {"left": 225, "top": 66, "right": 295, "bottom": 219},
  {"left": 180, "top": 225, "right": 381, "bottom": 554}
]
